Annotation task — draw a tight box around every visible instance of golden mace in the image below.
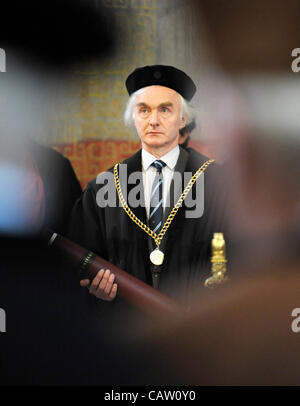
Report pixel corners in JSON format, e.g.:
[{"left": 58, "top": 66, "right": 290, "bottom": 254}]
[{"left": 204, "top": 233, "right": 228, "bottom": 288}]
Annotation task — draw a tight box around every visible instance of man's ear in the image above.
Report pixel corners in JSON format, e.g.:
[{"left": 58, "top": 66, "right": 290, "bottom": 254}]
[
  {"left": 133, "top": 114, "right": 138, "bottom": 130},
  {"left": 179, "top": 115, "right": 187, "bottom": 130}
]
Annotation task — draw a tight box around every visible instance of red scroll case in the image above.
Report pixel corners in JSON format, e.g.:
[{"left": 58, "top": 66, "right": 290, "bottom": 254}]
[{"left": 41, "top": 229, "right": 180, "bottom": 318}]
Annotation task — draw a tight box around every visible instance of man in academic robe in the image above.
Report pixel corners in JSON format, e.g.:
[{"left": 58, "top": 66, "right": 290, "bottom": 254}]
[
  {"left": 68, "top": 65, "right": 227, "bottom": 313},
  {"left": 27, "top": 138, "right": 82, "bottom": 235}
]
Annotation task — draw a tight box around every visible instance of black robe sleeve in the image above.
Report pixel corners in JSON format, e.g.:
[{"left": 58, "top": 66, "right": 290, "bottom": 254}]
[{"left": 67, "top": 180, "right": 131, "bottom": 327}]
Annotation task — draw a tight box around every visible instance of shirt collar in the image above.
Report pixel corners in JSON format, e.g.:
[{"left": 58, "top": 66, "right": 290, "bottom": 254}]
[{"left": 142, "top": 145, "right": 180, "bottom": 171}]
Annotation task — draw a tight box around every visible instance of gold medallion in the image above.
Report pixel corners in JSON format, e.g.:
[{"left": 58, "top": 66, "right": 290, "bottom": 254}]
[{"left": 150, "top": 248, "right": 164, "bottom": 265}]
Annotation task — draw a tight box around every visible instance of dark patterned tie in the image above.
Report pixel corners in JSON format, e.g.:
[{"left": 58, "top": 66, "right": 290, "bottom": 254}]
[{"left": 149, "top": 160, "right": 166, "bottom": 234}]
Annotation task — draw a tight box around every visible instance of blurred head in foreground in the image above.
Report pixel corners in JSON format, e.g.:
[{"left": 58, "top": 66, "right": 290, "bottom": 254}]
[{"left": 0, "top": 0, "right": 116, "bottom": 237}]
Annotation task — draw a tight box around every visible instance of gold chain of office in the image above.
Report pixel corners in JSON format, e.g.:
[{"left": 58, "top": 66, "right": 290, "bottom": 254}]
[{"left": 113, "top": 158, "right": 215, "bottom": 249}]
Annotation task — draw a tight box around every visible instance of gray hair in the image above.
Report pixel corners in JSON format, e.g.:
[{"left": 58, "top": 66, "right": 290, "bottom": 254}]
[{"left": 123, "top": 88, "right": 196, "bottom": 128}]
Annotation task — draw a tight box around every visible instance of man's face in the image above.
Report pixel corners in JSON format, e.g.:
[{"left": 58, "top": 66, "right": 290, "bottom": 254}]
[{"left": 133, "top": 85, "right": 186, "bottom": 153}]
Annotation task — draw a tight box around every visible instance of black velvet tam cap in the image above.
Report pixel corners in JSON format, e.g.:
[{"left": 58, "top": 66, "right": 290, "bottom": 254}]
[{"left": 125, "top": 65, "right": 197, "bottom": 101}]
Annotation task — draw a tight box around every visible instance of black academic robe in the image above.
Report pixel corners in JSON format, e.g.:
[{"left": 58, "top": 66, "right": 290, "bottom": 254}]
[
  {"left": 27, "top": 139, "right": 82, "bottom": 235},
  {"left": 68, "top": 146, "right": 227, "bottom": 309}
]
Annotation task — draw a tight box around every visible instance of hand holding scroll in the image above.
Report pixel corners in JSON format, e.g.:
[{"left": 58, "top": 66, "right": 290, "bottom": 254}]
[{"left": 80, "top": 268, "right": 118, "bottom": 301}]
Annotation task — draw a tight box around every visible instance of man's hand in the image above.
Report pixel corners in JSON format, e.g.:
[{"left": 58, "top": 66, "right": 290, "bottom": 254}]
[{"left": 80, "top": 269, "right": 117, "bottom": 301}]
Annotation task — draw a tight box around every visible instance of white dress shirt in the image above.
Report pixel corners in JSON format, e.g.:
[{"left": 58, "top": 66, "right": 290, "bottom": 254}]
[{"left": 142, "top": 145, "right": 180, "bottom": 219}]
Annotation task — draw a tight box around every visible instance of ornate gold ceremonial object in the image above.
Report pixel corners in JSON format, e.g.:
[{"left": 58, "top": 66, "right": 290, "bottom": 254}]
[
  {"left": 114, "top": 159, "right": 215, "bottom": 265},
  {"left": 204, "top": 232, "right": 228, "bottom": 288}
]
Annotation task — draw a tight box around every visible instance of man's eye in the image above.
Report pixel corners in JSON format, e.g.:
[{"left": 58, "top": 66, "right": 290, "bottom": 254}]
[{"left": 161, "top": 107, "right": 169, "bottom": 113}]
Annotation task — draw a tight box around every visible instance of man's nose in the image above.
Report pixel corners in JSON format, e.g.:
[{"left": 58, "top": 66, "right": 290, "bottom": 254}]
[{"left": 149, "top": 109, "right": 160, "bottom": 126}]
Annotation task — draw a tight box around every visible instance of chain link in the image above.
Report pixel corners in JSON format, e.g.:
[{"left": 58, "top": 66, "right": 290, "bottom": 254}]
[{"left": 114, "top": 159, "right": 215, "bottom": 248}]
